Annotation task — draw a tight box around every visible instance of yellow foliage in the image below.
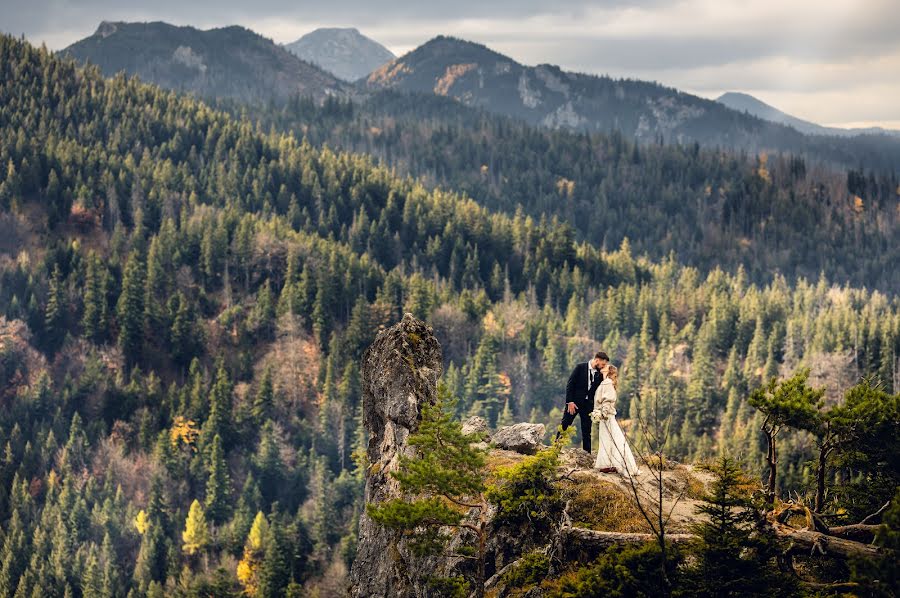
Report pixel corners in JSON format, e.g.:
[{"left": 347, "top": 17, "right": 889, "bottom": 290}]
[
  {"left": 555, "top": 177, "right": 575, "bottom": 198},
  {"left": 480, "top": 164, "right": 489, "bottom": 176},
  {"left": 247, "top": 511, "right": 269, "bottom": 551},
  {"left": 134, "top": 509, "right": 150, "bottom": 535},
  {"left": 757, "top": 153, "right": 771, "bottom": 183},
  {"left": 483, "top": 311, "right": 502, "bottom": 336},
  {"left": 182, "top": 499, "right": 209, "bottom": 555},
  {"left": 852, "top": 195, "right": 864, "bottom": 214},
  {"left": 170, "top": 416, "right": 200, "bottom": 451},
  {"left": 497, "top": 373, "right": 512, "bottom": 396},
  {"left": 237, "top": 512, "right": 269, "bottom": 596},
  {"left": 237, "top": 557, "right": 259, "bottom": 594}
]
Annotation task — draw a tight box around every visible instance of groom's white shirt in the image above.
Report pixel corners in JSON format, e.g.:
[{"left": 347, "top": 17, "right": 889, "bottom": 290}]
[{"left": 588, "top": 360, "right": 599, "bottom": 387}]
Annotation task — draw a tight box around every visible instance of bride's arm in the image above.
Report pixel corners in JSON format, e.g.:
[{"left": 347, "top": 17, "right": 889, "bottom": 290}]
[{"left": 598, "top": 383, "right": 617, "bottom": 417}]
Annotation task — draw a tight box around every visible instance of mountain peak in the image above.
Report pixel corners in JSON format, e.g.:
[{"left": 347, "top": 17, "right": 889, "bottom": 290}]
[
  {"left": 284, "top": 27, "right": 394, "bottom": 82},
  {"left": 65, "top": 21, "right": 347, "bottom": 103},
  {"left": 94, "top": 21, "right": 120, "bottom": 38}
]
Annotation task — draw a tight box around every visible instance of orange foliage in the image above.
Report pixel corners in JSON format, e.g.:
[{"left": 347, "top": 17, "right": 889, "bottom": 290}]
[
  {"left": 434, "top": 63, "right": 477, "bottom": 96},
  {"left": 170, "top": 416, "right": 200, "bottom": 451}
]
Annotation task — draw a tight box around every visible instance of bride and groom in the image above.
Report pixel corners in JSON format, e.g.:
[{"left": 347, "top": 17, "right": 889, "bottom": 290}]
[{"left": 556, "top": 351, "right": 640, "bottom": 476}]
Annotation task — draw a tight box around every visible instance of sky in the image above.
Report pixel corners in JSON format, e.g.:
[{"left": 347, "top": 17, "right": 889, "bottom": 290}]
[{"left": 2, "top": 0, "right": 898, "bottom": 130}]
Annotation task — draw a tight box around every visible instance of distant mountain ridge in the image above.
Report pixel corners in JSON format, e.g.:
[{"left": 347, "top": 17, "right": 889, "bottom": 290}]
[
  {"left": 716, "top": 92, "right": 900, "bottom": 138},
  {"left": 58, "top": 26, "right": 900, "bottom": 172},
  {"left": 62, "top": 21, "right": 349, "bottom": 103},
  {"left": 365, "top": 36, "right": 900, "bottom": 170},
  {"left": 283, "top": 27, "right": 394, "bottom": 82}
]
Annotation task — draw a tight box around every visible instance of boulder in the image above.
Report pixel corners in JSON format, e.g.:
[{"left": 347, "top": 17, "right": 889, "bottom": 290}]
[
  {"left": 492, "top": 423, "right": 546, "bottom": 454},
  {"left": 461, "top": 415, "right": 491, "bottom": 440},
  {"left": 560, "top": 447, "right": 595, "bottom": 470}
]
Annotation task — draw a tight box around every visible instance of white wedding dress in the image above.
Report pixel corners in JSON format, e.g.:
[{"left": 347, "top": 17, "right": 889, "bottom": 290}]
[{"left": 593, "top": 378, "right": 640, "bottom": 476}]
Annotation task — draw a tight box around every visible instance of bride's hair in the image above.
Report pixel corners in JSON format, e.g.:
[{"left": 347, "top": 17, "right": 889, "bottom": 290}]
[{"left": 606, "top": 365, "right": 618, "bottom": 390}]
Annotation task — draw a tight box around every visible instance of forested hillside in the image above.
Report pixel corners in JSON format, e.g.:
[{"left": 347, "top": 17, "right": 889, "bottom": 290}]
[
  {"left": 0, "top": 35, "right": 898, "bottom": 595},
  {"left": 236, "top": 92, "right": 900, "bottom": 293}
]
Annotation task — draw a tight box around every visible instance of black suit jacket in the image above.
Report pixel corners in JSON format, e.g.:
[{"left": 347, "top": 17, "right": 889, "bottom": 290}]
[{"left": 566, "top": 362, "right": 603, "bottom": 409}]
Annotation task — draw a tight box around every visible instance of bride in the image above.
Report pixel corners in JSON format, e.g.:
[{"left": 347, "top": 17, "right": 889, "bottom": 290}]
[{"left": 591, "top": 364, "right": 640, "bottom": 476}]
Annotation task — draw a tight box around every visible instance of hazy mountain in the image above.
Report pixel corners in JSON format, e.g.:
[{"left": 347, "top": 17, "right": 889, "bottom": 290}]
[
  {"left": 365, "top": 36, "right": 900, "bottom": 169},
  {"left": 284, "top": 27, "right": 395, "bottom": 82},
  {"left": 62, "top": 21, "right": 349, "bottom": 103},
  {"left": 716, "top": 91, "right": 900, "bottom": 138}
]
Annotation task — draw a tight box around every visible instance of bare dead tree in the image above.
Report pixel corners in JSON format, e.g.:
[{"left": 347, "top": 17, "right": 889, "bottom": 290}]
[{"left": 616, "top": 385, "right": 687, "bottom": 596}]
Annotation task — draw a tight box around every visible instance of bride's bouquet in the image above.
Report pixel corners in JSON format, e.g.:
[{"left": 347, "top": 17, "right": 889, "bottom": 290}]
[{"left": 590, "top": 405, "right": 616, "bottom": 423}]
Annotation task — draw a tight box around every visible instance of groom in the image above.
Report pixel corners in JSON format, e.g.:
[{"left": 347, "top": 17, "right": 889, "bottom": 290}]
[{"left": 556, "top": 351, "right": 609, "bottom": 452}]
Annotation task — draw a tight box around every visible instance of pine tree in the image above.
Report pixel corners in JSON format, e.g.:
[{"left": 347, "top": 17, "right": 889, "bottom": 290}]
[
  {"left": 205, "top": 434, "right": 231, "bottom": 525},
  {"left": 117, "top": 250, "right": 146, "bottom": 365},
  {"left": 237, "top": 511, "right": 268, "bottom": 597},
  {"left": 749, "top": 370, "right": 824, "bottom": 506},
  {"left": 81, "top": 546, "right": 104, "bottom": 598},
  {"left": 81, "top": 255, "right": 107, "bottom": 343},
  {"left": 253, "top": 279, "right": 276, "bottom": 339},
  {"left": 44, "top": 264, "right": 65, "bottom": 353},
  {"left": 204, "top": 361, "right": 232, "bottom": 447},
  {"left": 181, "top": 500, "right": 209, "bottom": 557},
  {"left": 252, "top": 365, "right": 275, "bottom": 424},
  {"left": 687, "top": 456, "right": 795, "bottom": 597},
  {"left": 254, "top": 422, "right": 283, "bottom": 508},
  {"left": 368, "top": 384, "right": 491, "bottom": 597},
  {"left": 686, "top": 320, "right": 718, "bottom": 434},
  {"left": 851, "top": 486, "right": 900, "bottom": 594},
  {"left": 169, "top": 293, "right": 198, "bottom": 367}
]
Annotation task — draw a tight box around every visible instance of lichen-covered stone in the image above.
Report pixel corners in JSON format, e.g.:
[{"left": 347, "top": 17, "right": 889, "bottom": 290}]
[
  {"left": 491, "top": 423, "right": 546, "bottom": 454},
  {"left": 349, "top": 313, "right": 443, "bottom": 598},
  {"left": 560, "top": 447, "right": 595, "bottom": 470},
  {"left": 461, "top": 415, "right": 491, "bottom": 440}
]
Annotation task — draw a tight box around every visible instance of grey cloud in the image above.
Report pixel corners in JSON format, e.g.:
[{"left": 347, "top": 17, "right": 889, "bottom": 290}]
[{"left": 0, "top": 0, "right": 661, "bottom": 47}]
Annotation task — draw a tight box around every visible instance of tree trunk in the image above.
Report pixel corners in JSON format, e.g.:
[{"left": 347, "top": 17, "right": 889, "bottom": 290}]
[
  {"left": 765, "top": 429, "right": 777, "bottom": 506},
  {"left": 814, "top": 443, "right": 831, "bottom": 513},
  {"left": 770, "top": 520, "right": 882, "bottom": 560},
  {"left": 474, "top": 521, "right": 486, "bottom": 598}
]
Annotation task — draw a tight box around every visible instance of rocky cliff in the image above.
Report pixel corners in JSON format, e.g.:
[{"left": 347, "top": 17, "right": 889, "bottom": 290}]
[
  {"left": 349, "top": 313, "right": 443, "bottom": 597},
  {"left": 348, "top": 314, "right": 711, "bottom": 597}
]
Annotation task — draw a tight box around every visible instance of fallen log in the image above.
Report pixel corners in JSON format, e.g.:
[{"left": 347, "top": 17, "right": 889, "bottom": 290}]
[
  {"left": 556, "top": 527, "right": 695, "bottom": 564},
  {"left": 828, "top": 523, "right": 880, "bottom": 544},
  {"left": 771, "top": 520, "right": 882, "bottom": 560}
]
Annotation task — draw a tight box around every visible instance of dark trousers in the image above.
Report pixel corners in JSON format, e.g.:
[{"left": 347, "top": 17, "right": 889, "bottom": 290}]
[{"left": 557, "top": 405, "right": 592, "bottom": 453}]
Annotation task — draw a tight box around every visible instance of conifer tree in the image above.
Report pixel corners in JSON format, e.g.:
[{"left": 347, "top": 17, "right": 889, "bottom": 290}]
[
  {"left": 237, "top": 511, "right": 268, "bottom": 597},
  {"left": 204, "top": 434, "right": 231, "bottom": 525},
  {"left": 749, "top": 370, "right": 824, "bottom": 506},
  {"left": 687, "top": 456, "right": 795, "bottom": 597},
  {"left": 81, "top": 255, "right": 108, "bottom": 343},
  {"left": 252, "top": 365, "right": 275, "bottom": 424},
  {"left": 44, "top": 264, "right": 65, "bottom": 353},
  {"left": 368, "top": 384, "right": 490, "bottom": 597},
  {"left": 181, "top": 500, "right": 209, "bottom": 557},
  {"left": 117, "top": 250, "right": 146, "bottom": 365},
  {"left": 204, "top": 361, "right": 232, "bottom": 447}
]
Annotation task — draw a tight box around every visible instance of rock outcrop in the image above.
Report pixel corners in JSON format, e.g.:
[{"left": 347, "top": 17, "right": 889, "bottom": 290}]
[
  {"left": 491, "top": 423, "right": 546, "bottom": 454},
  {"left": 349, "top": 314, "right": 724, "bottom": 597},
  {"left": 461, "top": 415, "right": 491, "bottom": 440},
  {"left": 349, "top": 313, "right": 443, "bottom": 597}
]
